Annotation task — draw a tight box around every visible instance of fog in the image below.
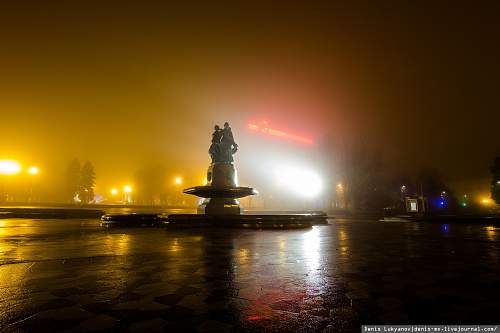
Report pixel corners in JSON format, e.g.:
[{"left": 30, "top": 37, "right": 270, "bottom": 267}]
[{"left": 1, "top": 2, "right": 499, "bottom": 206}]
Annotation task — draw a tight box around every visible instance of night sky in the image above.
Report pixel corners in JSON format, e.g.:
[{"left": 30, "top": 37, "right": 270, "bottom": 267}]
[{"left": 1, "top": 1, "right": 499, "bottom": 195}]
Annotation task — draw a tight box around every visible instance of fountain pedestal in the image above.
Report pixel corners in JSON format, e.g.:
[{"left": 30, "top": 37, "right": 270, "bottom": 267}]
[{"left": 183, "top": 163, "right": 256, "bottom": 215}]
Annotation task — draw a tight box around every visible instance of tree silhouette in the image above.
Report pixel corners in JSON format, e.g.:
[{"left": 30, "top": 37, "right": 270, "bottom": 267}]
[
  {"left": 416, "top": 168, "right": 457, "bottom": 211},
  {"left": 65, "top": 158, "right": 80, "bottom": 203},
  {"left": 490, "top": 155, "right": 500, "bottom": 204},
  {"left": 79, "top": 161, "right": 96, "bottom": 204},
  {"left": 339, "top": 142, "right": 393, "bottom": 211}
]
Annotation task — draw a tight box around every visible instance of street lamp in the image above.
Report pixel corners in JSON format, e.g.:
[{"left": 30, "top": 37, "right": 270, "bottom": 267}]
[
  {"left": 481, "top": 198, "right": 491, "bottom": 205},
  {"left": 174, "top": 177, "right": 183, "bottom": 205},
  {"left": 0, "top": 160, "right": 21, "bottom": 175},
  {"left": 110, "top": 188, "right": 118, "bottom": 195},
  {"left": 336, "top": 182, "right": 344, "bottom": 209},
  {"left": 27, "top": 166, "right": 39, "bottom": 202},
  {"left": 123, "top": 185, "right": 132, "bottom": 204},
  {"left": 0, "top": 160, "right": 21, "bottom": 202},
  {"left": 28, "top": 166, "right": 39, "bottom": 175}
]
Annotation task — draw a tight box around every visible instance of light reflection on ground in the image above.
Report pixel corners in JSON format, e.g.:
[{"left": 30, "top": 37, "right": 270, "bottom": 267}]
[{"left": 0, "top": 217, "right": 499, "bottom": 331}]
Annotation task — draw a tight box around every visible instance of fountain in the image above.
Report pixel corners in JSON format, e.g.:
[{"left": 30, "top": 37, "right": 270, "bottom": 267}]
[
  {"left": 183, "top": 122, "right": 257, "bottom": 215},
  {"left": 101, "top": 122, "right": 327, "bottom": 228}
]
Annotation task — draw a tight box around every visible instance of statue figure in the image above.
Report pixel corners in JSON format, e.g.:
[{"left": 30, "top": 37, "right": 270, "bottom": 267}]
[
  {"left": 221, "top": 122, "right": 238, "bottom": 163},
  {"left": 209, "top": 125, "right": 223, "bottom": 163},
  {"left": 208, "top": 122, "right": 238, "bottom": 164}
]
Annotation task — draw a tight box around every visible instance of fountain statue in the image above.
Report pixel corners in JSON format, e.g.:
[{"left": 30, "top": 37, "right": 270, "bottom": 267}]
[
  {"left": 101, "top": 121, "right": 327, "bottom": 227},
  {"left": 183, "top": 122, "right": 257, "bottom": 215}
]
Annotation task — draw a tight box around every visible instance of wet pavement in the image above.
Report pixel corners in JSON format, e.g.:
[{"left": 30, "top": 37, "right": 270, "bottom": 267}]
[{"left": 0, "top": 217, "right": 499, "bottom": 332}]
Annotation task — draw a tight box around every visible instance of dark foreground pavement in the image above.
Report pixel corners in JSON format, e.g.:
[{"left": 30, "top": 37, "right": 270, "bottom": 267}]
[{"left": 0, "top": 218, "right": 499, "bottom": 332}]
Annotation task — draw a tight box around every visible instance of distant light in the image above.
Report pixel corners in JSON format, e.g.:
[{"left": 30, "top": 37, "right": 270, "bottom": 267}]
[
  {"left": 123, "top": 185, "right": 132, "bottom": 193},
  {"left": 276, "top": 167, "right": 322, "bottom": 198},
  {"left": 337, "top": 183, "right": 343, "bottom": 190},
  {"left": 110, "top": 188, "right": 118, "bottom": 195},
  {"left": 461, "top": 202, "right": 467, "bottom": 207},
  {"left": 28, "top": 166, "right": 39, "bottom": 175},
  {"left": 174, "top": 177, "right": 183, "bottom": 185},
  {"left": 481, "top": 198, "right": 491, "bottom": 205},
  {"left": 0, "top": 160, "right": 21, "bottom": 175}
]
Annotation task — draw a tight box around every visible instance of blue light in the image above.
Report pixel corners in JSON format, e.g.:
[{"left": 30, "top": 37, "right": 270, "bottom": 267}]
[{"left": 434, "top": 198, "right": 447, "bottom": 208}]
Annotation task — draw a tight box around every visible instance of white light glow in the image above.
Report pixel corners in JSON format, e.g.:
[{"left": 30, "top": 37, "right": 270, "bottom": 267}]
[
  {"left": 28, "top": 166, "right": 39, "bottom": 175},
  {"left": 0, "top": 160, "right": 21, "bottom": 175},
  {"left": 275, "top": 166, "right": 322, "bottom": 198}
]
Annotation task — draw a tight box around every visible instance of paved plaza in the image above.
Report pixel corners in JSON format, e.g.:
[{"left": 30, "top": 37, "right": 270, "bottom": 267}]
[{"left": 0, "top": 217, "right": 499, "bottom": 332}]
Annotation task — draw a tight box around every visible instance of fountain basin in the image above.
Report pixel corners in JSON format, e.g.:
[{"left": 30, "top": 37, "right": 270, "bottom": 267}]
[
  {"left": 183, "top": 186, "right": 257, "bottom": 199},
  {"left": 101, "top": 212, "right": 329, "bottom": 229}
]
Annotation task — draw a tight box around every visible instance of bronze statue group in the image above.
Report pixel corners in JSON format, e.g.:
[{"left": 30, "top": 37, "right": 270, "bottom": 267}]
[{"left": 209, "top": 122, "right": 238, "bottom": 163}]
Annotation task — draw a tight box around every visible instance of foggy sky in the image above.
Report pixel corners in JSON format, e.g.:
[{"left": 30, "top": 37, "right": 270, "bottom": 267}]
[{"left": 1, "top": 1, "right": 499, "bottom": 195}]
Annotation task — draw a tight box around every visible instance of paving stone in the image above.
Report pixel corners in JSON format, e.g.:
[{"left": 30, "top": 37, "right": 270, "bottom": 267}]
[
  {"left": 67, "top": 314, "right": 118, "bottom": 332},
  {"left": 154, "top": 293, "right": 183, "bottom": 306},
  {"left": 197, "top": 319, "right": 234, "bottom": 333},
  {"left": 1, "top": 218, "right": 499, "bottom": 332},
  {"left": 127, "top": 318, "right": 169, "bottom": 333}
]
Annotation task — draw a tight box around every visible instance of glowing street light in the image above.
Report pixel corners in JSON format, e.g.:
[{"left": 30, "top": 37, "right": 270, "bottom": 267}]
[
  {"left": 0, "top": 160, "right": 21, "bottom": 175},
  {"left": 110, "top": 188, "right": 119, "bottom": 195},
  {"left": 481, "top": 198, "right": 492, "bottom": 205},
  {"left": 174, "top": 177, "right": 183, "bottom": 185},
  {"left": 123, "top": 185, "right": 133, "bottom": 204},
  {"left": 28, "top": 166, "right": 39, "bottom": 175}
]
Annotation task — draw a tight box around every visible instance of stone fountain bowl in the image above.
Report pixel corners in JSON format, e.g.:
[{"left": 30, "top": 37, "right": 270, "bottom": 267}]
[{"left": 183, "top": 186, "right": 257, "bottom": 199}]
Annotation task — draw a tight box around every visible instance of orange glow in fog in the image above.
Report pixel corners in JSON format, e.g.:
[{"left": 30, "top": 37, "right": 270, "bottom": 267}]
[{"left": 247, "top": 121, "right": 313, "bottom": 144}]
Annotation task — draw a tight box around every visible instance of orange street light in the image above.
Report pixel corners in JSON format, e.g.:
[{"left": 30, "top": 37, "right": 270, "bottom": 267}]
[
  {"left": 28, "top": 166, "right": 39, "bottom": 175},
  {"left": 0, "top": 160, "right": 21, "bottom": 175}
]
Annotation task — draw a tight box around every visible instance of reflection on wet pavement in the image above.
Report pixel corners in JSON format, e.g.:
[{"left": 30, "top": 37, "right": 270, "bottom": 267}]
[{"left": 0, "top": 218, "right": 499, "bottom": 332}]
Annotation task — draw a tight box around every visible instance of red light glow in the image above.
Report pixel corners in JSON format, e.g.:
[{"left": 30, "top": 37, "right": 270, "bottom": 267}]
[{"left": 247, "top": 121, "right": 313, "bottom": 144}]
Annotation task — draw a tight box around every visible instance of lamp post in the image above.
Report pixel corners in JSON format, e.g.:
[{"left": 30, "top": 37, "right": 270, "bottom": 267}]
[
  {"left": 27, "top": 166, "right": 39, "bottom": 202},
  {"left": 174, "top": 177, "right": 182, "bottom": 205},
  {"left": 110, "top": 188, "right": 119, "bottom": 203},
  {"left": 123, "top": 185, "right": 132, "bottom": 204},
  {"left": 0, "top": 160, "right": 21, "bottom": 202},
  {"left": 336, "top": 182, "right": 344, "bottom": 209}
]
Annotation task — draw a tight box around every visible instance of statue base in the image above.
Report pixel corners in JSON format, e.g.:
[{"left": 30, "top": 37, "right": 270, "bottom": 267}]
[
  {"left": 197, "top": 198, "right": 241, "bottom": 215},
  {"left": 183, "top": 162, "right": 257, "bottom": 216}
]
